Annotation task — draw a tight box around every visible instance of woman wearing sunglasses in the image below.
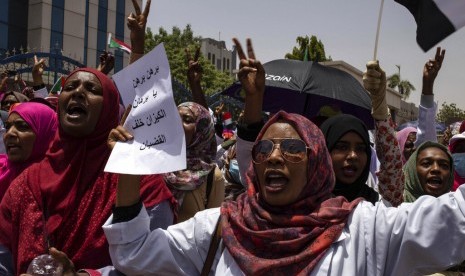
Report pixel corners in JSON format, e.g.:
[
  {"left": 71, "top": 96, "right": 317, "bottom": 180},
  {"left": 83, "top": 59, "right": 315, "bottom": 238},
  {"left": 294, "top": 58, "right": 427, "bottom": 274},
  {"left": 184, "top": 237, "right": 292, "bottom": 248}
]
[{"left": 94, "top": 38, "right": 465, "bottom": 276}]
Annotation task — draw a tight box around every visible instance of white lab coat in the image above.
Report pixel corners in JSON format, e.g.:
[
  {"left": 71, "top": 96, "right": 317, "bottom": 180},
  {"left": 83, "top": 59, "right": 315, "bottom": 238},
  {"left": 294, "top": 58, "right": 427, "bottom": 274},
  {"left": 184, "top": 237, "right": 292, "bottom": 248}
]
[{"left": 104, "top": 185, "right": 465, "bottom": 276}]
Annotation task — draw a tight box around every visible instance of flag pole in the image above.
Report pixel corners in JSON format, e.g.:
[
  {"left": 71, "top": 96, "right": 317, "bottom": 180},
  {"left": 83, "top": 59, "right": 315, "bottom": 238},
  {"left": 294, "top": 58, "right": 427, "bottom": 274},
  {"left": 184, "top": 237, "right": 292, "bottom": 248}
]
[{"left": 373, "top": 0, "right": 385, "bottom": 61}]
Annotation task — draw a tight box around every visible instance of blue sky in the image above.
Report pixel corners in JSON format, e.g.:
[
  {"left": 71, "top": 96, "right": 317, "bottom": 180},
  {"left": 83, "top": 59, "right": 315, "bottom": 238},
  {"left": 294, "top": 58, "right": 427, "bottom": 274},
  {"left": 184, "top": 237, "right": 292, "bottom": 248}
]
[{"left": 144, "top": 0, "right": 465, "bottom": 110}]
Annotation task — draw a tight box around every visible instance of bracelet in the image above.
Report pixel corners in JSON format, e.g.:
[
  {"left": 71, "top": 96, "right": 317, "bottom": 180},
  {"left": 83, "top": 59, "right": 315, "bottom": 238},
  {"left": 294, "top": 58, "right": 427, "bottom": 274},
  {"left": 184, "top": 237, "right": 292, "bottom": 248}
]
[{"left": 33, "top": 83, "right": 45, "bottom": 90}]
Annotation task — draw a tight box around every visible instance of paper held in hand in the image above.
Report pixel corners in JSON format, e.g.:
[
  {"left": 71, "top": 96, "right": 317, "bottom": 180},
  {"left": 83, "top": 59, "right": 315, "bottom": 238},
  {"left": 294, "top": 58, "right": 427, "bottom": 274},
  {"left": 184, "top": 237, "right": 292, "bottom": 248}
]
[{"left": 104, "top": 43, "right": 186, "bottom": 175}]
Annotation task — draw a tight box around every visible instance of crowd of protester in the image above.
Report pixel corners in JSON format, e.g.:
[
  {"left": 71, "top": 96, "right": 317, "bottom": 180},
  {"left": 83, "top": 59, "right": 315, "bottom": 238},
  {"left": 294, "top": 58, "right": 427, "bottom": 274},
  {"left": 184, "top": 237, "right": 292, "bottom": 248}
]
[{"left": 0, "top": 0, "right": 464, "bottom": 275}]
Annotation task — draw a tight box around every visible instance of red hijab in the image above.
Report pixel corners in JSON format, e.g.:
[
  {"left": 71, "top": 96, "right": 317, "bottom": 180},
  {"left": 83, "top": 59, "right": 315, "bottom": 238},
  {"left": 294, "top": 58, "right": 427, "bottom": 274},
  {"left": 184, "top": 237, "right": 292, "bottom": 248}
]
[
  {"left": 221, "top": 111, "right": 362, "bottom": 275},
  {"left": 0, "top": 68, "right": 172, "bottom": 274}
]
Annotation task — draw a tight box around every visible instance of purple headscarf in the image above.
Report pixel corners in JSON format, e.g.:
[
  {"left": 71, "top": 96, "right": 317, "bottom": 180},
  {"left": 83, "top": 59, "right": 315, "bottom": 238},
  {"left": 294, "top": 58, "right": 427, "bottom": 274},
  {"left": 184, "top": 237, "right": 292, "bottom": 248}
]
[
  {"left": 0, "top": 102, "right": 58, "bottom": 200},
  {"left": 396, "top": 127, "right": 417, "bottom": 164}
]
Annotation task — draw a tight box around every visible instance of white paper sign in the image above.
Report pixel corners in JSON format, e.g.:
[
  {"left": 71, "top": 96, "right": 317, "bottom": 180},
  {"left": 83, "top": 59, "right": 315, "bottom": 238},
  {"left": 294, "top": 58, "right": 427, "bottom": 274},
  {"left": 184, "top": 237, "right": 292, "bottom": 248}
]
[{"left": 104, "top": 43, "right": 186, "bottom": 175}]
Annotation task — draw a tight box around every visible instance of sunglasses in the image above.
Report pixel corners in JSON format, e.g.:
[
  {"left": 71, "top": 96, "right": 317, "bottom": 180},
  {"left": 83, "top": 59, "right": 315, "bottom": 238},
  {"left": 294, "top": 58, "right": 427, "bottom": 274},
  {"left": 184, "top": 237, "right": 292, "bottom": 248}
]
[{"left": 252, "top": 138, "right": 309, "bottom": 164}]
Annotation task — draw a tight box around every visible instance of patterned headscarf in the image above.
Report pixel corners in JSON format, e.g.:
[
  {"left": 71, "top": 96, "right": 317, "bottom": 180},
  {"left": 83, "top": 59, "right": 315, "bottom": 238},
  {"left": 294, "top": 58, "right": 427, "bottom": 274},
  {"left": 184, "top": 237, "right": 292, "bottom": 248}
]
[
  {"left": 396, "top": 127, "right": 418, "bottom": 164},
  {"left": 164, "top": 102, "right": 217, "bottom": 205},
  {"left": 221, "top": 111, "right": 362, "bottom": 276},
  {"left": 403, "top": 141, "right": 454, "bottom": 202}
]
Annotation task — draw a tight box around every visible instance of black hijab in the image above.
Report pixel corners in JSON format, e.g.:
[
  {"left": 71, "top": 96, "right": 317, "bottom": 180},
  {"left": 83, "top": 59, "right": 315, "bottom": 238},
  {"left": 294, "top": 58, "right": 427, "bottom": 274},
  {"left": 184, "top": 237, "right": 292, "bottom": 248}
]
[{"left": 320, "top": 114, "right": 378, "bottom": 203}]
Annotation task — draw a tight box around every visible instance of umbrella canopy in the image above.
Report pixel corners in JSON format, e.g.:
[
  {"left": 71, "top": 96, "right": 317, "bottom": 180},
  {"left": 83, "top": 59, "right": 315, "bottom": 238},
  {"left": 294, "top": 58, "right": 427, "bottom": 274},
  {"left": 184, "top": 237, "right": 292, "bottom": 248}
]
[
  {"left": 222, "top": 59, "right": 374, "bottom": 128},
  {"left": 397, "top": 120, "right": 446, "bottom": 133}
]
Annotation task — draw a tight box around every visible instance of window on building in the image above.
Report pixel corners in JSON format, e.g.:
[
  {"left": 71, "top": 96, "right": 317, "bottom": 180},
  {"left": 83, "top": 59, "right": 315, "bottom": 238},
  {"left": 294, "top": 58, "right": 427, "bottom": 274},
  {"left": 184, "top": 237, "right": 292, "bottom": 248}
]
[
  {"left": 208, "top": 53, "right": 211, "bottom": 61},
  {"left": 227, "top": 59, "right": 230, "bottom": 70},
  {"left": 212, "top": 54, "right": 215, "bottom": 66},
  {"left": 223, "top": 57, "right": 226, "bottom": 71}
]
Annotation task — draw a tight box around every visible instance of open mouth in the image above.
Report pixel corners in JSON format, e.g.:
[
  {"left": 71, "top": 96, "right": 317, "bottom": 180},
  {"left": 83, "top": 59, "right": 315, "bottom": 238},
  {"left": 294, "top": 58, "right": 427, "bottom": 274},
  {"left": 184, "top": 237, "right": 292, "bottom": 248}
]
[
  {"left": 426, "top": 176, "right": 443, "bottom": 189},
  {"left": 66, "top": 103, "right": 87, "bottom": 118},
  {"left": 264, "top": 170, "right": 288, "bottom": 192},
  {"left": 6, "top": 143, "right": 20, "bottom": 152}
]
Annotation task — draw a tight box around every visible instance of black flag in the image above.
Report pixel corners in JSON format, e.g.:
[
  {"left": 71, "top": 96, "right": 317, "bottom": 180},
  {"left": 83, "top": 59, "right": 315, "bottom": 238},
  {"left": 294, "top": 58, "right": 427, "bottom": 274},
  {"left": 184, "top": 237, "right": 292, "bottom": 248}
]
[{"left": 394, "top": 0, "right": 465, "bottom": 51}]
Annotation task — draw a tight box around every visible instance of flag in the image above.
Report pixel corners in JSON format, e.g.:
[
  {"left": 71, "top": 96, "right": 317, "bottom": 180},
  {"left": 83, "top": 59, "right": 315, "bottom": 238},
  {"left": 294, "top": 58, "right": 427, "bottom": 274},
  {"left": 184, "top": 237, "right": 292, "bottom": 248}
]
[
  {"left": 107, "top": 33, "right": 132, "bottom": 54},
  {"left": 394, "top": 0, "right": 465, "bottom": 51},
  {"left": 50, "top": 76, "right": 65, "bottom": 94},
  {"left": 303, "top": 47, "right": 309, "bottom": 61}
]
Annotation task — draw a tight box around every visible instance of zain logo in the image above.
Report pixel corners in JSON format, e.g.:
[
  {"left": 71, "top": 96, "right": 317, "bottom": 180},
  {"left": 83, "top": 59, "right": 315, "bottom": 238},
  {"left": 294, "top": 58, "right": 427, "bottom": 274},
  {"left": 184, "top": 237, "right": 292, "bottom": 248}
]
[{"left": 265, "top": 74, "right": 292, "bottom": 82}]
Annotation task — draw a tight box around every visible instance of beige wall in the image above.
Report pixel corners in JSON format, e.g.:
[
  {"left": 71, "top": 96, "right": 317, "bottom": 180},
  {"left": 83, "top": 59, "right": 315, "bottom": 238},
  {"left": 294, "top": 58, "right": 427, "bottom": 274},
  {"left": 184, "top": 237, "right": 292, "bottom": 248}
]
[{"left": 28, "top": 1, "right": 52, "bottom": 51}]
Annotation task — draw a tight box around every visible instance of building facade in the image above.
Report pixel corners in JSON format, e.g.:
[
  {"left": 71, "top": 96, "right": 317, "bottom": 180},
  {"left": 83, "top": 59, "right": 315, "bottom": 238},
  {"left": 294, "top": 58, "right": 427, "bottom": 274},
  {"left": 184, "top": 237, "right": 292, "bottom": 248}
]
[
  {"left": 200, "top": 38, "right": 236, "bottom": 75},
  {"left": 0, "top": 0, "right": 139, "bottom": 73}
]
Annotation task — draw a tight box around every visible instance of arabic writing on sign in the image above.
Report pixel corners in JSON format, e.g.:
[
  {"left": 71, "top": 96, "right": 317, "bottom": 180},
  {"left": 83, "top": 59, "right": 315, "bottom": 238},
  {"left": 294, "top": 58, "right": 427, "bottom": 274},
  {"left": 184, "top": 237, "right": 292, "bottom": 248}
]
[
  {"left": 132, "top": 108, "right": 167, "bottom": 130},
  {"left": 133, "top": 66, "right": 160, "bottom": 88},
  {"left": 132, "top": 90, "right": 158, "bottom": 109},
  {"left": 140, "top": 134, "right": 166, "bottom": 150}
]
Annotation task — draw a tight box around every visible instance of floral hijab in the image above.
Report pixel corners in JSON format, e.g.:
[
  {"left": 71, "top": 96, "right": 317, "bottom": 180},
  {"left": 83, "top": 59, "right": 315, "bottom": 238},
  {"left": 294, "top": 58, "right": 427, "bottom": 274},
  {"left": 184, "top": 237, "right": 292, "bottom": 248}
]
[
  {"left": 221, "top": 111, "right": 362, "bottom": 275},
  {"left": 164, "top": 102, "right": 217, "bottom": 203}
]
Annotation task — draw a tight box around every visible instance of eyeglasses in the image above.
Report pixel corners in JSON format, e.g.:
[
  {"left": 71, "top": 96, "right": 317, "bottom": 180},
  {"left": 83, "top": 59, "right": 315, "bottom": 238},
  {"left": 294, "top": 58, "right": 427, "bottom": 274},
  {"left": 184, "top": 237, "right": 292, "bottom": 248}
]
[{"left": 252, "top": 138, "right": 309, "bottom": 164}]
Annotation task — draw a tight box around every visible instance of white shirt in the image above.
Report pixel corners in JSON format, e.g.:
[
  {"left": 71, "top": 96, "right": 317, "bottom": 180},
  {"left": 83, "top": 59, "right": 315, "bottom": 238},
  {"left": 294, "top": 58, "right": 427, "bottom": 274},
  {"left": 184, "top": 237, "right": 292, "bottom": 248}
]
[{"left": 104, "top": 185, "right": 465, "bottom": 276}]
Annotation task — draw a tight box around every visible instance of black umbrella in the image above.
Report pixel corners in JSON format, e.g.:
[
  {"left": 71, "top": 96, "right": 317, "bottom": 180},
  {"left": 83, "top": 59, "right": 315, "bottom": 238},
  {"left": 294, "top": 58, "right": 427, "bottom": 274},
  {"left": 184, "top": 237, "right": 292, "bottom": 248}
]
[{"left": 222, "top": 59, "right": 374, "bottom": 128}]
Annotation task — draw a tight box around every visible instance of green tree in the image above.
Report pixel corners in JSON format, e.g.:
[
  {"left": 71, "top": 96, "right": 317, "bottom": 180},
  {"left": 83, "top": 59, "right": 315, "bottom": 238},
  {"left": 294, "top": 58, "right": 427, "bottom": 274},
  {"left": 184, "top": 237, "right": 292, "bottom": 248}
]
[
  {"left": 436, "top": 102, "right": 465, "bottom": 126},
  {"left": 387, "top": 73, "right": 416, "bottom": 99},
  {"left": 144, "top": 25, "right": 233, "bottom": 96},
  {"left": 285, "top": 35, "right": 331, "bottom": 62}
]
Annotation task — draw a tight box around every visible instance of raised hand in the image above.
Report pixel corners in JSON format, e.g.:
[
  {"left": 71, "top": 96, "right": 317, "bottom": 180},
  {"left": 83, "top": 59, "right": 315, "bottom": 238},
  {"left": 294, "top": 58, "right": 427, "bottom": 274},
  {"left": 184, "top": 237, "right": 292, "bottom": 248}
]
[
  {"left": 97, "top": 51, "right": 115, "bottom": 75},
  {"left": 127, "top": 0, "right": 151, "bottom": 55},
  {"left": 186, "top": 47, "right": 202, "bottom": 85},
  {"left": 215, "top": 102, "right": 225, "bottom": 118},
  {"left": 233, "top": 38, "right": 265, "bottom": 124},
  {"left": 233, "top": 38, "right": 265, "bottom": 97},
  {"left": 32, "top": 55, "right": 46, "bottom": 86},
  {"left": 363, "top": 60, "right": 386, "bottom": 96},
  {"left": 185, "top": 47, "right": 208, "bottom": 108},
  {"left": 363, "top": 60, "right": 389, "bottom": 121},
  {"left": 423, "top": 47, "right": 445, "bottom": 95}
]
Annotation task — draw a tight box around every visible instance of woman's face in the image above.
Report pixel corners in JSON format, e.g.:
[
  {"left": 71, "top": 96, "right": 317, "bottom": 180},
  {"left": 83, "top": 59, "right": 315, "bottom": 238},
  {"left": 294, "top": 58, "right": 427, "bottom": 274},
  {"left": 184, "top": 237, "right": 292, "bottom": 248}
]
[
  {"left": 330, "top": 131, "right": 368, "bottom": 185},
  {"left": 3, "top": 112, "right": 36, "bottom": 162},
  {"left": 403, "top": 132, "right": 417, "bottom": 161},
  {"left": 416, "top": 147, "right": 451, "bottom": 197},
  {"left": 58, "top": 71, "right": 103, "bottom": 137},
  {"left": 1, "top": 95, "right": 18, "bottom": 112},
  {"left": 254, "top": 122, "right": 308, "bottom": 206},
  {"left": 178, "top": 106, "right": 196, "bottom": 146}
]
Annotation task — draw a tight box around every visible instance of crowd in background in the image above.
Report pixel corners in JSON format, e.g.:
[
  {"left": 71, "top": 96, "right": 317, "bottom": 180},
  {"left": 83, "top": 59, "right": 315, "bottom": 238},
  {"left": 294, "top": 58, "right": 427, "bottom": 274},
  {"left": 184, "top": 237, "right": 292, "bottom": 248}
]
[{"left": 0, "top": 0, "right": 464, "bottom": 275}]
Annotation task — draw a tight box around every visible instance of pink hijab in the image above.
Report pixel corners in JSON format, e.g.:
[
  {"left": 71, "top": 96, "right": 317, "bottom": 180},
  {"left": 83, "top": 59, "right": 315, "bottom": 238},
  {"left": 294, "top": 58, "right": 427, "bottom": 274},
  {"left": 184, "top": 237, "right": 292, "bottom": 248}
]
[
  {"left": 0, "top": 102, "right": 58, "bottom": 200},
  {"left": 396, "top": 127, "right": 417, "bottom": 164}
]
